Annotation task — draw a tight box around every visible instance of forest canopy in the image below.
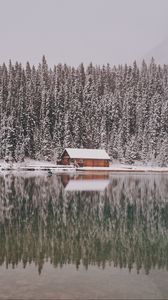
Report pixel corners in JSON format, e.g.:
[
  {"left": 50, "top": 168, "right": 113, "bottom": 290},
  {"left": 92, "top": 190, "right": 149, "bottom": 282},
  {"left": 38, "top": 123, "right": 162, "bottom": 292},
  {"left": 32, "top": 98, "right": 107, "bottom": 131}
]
[{"left": 0, "top": 56, "right": 168, "bottom": 165}]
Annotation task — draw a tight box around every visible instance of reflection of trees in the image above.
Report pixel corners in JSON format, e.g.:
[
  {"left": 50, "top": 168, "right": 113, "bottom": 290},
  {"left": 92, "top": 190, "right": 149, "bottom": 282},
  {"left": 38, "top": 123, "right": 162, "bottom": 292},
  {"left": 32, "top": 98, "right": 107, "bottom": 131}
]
[{"left": 0, "top": 174, "right": 168, "bottom": 274}]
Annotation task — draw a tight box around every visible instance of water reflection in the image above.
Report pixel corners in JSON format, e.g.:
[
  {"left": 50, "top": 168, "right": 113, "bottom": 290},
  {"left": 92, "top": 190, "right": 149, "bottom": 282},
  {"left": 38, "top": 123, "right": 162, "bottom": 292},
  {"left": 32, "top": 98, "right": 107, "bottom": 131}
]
[
  {"left": 64, "top": 173, "right": 110, "bottom": 191},
  {"left": 0, "top": 173, "right": 168, "bottom": 275}
]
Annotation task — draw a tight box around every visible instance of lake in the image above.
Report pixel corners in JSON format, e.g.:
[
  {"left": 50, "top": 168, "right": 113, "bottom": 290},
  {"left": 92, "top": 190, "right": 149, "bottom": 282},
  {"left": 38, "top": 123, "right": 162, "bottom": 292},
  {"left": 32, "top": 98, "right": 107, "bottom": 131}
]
[{"left": 0, "top": 172, "right": 168, "bottom": 299}]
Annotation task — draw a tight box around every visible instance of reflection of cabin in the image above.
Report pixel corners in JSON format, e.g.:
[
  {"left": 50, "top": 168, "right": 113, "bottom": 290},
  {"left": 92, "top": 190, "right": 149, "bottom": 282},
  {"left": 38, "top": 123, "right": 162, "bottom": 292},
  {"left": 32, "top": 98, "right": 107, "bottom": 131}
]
[
  {"left": 60, "top": 173, "right": 110, "bottom": 191},
  {"left": 65, "top": 179, "right": 110, "bottom": 191},
  {"left": 60, "top": 148, "right": 110, "bottom": 167},
  {"left": 61, "top": 173, "right": 109, "bottom": 188}
]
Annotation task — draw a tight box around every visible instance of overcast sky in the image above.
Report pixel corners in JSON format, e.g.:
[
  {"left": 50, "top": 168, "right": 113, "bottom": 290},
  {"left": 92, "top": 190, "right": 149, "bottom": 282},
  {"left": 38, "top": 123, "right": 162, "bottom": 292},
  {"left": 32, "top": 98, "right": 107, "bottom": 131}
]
[{"left": 0, "top": 0, "right": 168, "bottom": 67}]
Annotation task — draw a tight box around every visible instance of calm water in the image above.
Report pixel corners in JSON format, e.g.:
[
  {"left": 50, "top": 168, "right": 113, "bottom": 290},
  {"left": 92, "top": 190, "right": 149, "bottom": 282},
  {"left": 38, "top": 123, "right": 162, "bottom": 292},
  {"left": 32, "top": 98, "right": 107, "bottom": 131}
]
[{"left": 0, "top": 172, "right": 168, "bottom": 299}]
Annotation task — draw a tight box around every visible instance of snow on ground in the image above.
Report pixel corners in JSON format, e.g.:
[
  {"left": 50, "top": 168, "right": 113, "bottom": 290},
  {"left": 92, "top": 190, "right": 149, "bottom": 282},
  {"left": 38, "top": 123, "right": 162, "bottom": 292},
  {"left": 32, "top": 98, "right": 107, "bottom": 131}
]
[
  {"left": 0, "top": 159, "right": 76, "bottom": 173},
  {"left": 0, "top": 159, "right": 168, "bottom": 173},
  {"left": 77, "top": 165, "right": 168, "bottom": 172}
]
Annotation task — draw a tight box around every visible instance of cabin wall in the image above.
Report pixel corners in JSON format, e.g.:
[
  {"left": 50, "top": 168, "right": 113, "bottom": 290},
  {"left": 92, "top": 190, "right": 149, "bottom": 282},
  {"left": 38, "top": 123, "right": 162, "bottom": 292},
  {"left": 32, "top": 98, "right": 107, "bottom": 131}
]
[
  {"left": 61, "top": 151, "right": 109, "bottom": 167},
  {"left": 86, "top": 159, "right": 109, "bottom": 167},
  {"left": 74, "top": 159, "right": 109, "bottom": 167},
  {"left": 61, "top": 157, "right": 70, "bottom": 165},
  {"left": 61, "top": 150, "right": 70, "bottom": 165}
]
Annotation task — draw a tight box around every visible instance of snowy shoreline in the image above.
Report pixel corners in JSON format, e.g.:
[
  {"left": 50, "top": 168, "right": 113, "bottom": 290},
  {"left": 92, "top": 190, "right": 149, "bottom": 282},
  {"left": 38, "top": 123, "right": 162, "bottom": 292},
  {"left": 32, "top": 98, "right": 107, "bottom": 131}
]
[
  {"left": 0, "top": 159, "right": 168, "bottom": 173},
  {"left": 77, "top": 166, "right": 168, "bottom": 172}
]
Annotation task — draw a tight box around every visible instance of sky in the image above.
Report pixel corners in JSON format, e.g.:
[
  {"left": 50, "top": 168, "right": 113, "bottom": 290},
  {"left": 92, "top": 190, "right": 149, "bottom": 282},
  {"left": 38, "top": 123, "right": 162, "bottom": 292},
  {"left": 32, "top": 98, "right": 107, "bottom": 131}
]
[{"left": 0, "top": 0, "right": 168, "bottom": 67}]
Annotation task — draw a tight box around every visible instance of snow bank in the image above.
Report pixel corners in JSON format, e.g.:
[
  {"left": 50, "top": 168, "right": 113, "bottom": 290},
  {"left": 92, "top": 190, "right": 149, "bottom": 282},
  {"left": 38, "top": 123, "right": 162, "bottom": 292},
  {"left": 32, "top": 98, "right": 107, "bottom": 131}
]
[
  {"left": 0, "top": 159, "right": 76, "bottom": 173},
  {"left": 0, "top": 159, "right": 168, "bottom": 173}
]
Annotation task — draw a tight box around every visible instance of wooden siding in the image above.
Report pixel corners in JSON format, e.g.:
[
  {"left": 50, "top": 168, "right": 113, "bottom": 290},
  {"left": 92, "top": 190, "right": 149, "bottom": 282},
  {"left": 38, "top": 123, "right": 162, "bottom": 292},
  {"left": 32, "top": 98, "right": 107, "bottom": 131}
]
[
  {"left": 61, "top": 150, "right": 70, "bottom": 165},
  {"left": 75, "top": 159, "right": 109, "bottom": 167},
  {"left": 61, "top": 157, "right": 70, "bottom": 165}
]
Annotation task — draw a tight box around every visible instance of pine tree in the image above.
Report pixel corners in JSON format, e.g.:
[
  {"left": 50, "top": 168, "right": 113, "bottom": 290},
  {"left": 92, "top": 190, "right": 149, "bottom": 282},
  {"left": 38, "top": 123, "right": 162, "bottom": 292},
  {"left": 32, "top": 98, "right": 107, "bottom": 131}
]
[
  {"left": 100, "top": 116, "right": 107, "bottom": 150},
  {"left": 5, "top": 117, "right": 16, "bottom": 162},
  {"left": 64, "top": 113, "right": 74, "bottom": 148},
  {"left": 0, "top": 57, "right": 167, "bottom": 164}
]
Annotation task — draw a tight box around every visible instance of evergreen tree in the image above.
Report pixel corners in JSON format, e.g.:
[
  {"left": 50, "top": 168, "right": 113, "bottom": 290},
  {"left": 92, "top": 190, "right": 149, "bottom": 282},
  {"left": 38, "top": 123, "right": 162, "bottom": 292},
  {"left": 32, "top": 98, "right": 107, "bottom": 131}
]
[{"left": 0, "top": 57, "right": 167, "bottom": 165}]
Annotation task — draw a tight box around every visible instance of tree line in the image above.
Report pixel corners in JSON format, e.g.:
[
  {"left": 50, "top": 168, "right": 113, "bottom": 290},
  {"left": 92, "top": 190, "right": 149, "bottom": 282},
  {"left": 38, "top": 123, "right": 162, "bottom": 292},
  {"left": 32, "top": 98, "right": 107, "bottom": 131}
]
[{"left": 0, "top": 56, "right": 168, "bottom": 164}]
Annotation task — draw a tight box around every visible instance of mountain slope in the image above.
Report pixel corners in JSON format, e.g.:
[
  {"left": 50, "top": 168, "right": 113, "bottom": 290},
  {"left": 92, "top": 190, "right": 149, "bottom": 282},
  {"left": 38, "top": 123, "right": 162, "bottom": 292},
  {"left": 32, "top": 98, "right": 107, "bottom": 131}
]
[{"left": 143, "top": 37, "right": 168, "bottom": 65}]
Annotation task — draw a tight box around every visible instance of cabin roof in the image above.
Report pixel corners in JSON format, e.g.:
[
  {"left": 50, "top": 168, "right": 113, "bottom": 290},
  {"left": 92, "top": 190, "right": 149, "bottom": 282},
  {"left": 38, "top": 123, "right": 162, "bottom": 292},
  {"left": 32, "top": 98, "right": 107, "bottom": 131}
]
[{"left": 64, "top": 148, "right": 110, "bottom": 160}]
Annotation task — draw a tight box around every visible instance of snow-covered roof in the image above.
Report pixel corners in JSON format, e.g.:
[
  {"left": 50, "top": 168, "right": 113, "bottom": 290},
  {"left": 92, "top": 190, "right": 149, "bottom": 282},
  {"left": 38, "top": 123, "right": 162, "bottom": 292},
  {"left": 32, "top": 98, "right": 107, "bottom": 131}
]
[
  {"left": 64, "top": 148, "right": 110, "bottom": 160},
  {"left": 65, "top": 179, "right": 110, "bottom": 191}
]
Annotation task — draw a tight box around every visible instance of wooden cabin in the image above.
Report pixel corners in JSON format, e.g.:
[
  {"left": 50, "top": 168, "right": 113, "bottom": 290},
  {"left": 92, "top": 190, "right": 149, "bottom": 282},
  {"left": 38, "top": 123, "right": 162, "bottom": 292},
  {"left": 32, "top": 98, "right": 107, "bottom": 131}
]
[{"left": 60, "top": 148, "right": 110, "bottom": 167}]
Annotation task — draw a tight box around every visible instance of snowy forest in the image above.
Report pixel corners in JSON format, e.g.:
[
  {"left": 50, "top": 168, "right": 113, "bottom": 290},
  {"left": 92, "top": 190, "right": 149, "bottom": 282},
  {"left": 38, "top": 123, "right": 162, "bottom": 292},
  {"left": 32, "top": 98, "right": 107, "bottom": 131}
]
[{"left": 0, "top": 56, "right": 168, "bottom": 165}]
